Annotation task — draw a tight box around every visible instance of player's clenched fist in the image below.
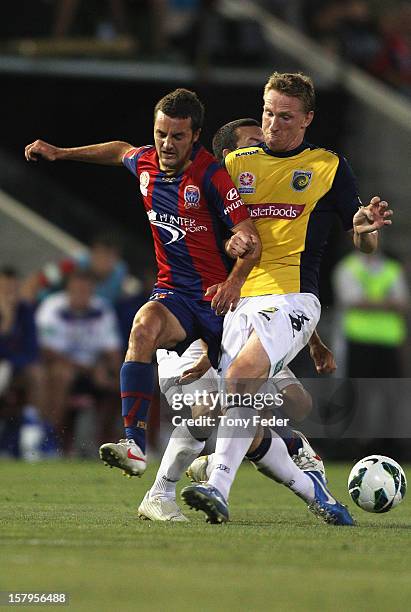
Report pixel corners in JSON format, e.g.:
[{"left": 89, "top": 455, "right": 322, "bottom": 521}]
[
  {"left": 225, "top": 231, "right": 258, "bottom": 259},
  {"left": 25, "top": 140, "right": 62, "bottom": 162}
]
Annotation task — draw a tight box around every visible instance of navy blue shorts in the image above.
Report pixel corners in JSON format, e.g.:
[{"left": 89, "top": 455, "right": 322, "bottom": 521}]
[{"left": 149, "top": 288, "right": 222, "bottom": 368}]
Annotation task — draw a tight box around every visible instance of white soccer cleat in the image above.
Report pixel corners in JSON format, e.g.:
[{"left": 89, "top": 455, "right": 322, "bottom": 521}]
[
  {"left": 291, "top": 430, "right": 326, "bottom": 479},
  {"left": 99, "top": 439, "right": 147, "bottom": 477},
  {"left": 138, "top": 491, "right": 189, "bottom": 522},
  {"left": 186, "top": 454, "right": 212, "bottom": 483}
]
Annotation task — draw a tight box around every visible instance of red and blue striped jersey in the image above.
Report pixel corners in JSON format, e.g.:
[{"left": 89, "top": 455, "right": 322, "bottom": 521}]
[{"left": 123, "top": 143, "right": 249, "bottom": 300}]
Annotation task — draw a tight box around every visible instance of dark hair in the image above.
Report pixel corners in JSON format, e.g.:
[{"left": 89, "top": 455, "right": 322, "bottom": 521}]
[
  {"left": 212, "top": 118, "right": 260, "bottom": 164},
  {"left": 154, "top": 88, "right": 205, "bottom": 132},
  {"left": 0, "top": 265, "right": 19, "bottom": 278},
  {"left": 264, "top": 72, "right": 315, "bottom": 113}
]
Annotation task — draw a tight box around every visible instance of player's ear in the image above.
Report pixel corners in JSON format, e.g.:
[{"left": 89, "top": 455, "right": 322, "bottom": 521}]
[
  {"left": 303, "top": 111, "right": 314, "bottom": 129},
  {"left": 192, "top": 129, "right": 201, "bottom": 143},
  {"left": 222, "top": 148, "right": 232, "bottom": 159}
]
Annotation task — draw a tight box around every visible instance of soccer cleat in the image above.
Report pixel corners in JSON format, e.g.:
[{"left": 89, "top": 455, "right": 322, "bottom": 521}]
[
  {"left": 291, "top": 430, "right": 326, "bottom": 479},
  {"left": 137, "top": 491, "right": 189, "bottom": 522},
  {"left": 181, "top": 483, "right": 229, "bottom": 524},
  {"left": 306, "top": 471, "right": 355, "bottom": 526},
  {"left": 99, "top": 439, "right": 146, "bottom": 477},
  {"left": 186, "top": 454, "right": 212, "bottom": 483}
]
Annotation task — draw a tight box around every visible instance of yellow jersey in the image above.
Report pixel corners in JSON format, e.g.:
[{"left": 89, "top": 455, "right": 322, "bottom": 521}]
[{"left": 225, "top": 141, "right": 361, "bottom": 298}]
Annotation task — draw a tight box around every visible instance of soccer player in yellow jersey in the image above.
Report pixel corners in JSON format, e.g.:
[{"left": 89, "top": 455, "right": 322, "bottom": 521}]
[{"left": 182, "top": 72, "right": 393, "bottom": 525}]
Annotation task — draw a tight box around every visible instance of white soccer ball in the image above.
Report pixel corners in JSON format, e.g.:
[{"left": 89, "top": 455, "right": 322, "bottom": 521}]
[{"left": 348, "top": 455, "right": 407, "bottom": 513}]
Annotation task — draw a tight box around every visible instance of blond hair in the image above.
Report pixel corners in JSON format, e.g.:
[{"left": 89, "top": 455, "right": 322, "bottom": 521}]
[{"left": 264, "top": 72, "right": 315, "bottom": 113}]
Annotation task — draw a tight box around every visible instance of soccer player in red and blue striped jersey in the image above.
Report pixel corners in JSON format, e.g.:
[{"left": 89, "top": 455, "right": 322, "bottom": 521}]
[{"left": 25, "top": 88, "right": 260, "bottom": 476}]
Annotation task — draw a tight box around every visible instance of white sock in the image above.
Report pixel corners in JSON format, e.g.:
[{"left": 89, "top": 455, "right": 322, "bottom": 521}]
[
  {"left": 149, "top": 424, "right": 205, "bottom": 500},
  {"left": 252, "top": 432, "right": 315, "bottom": 502},
  {"left": 208, "top": 406, "right": 258, "bottom": 501}
]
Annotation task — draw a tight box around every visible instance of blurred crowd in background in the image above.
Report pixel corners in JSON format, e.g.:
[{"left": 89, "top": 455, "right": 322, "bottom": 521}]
[
  {"left": 0, "top": 1, "right": 410, "bottom": 96},
  {"left": 0, "top": 235, "right": 159, "bottom": 461}
]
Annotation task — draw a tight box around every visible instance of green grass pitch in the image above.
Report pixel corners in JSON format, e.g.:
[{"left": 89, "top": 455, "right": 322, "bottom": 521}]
[{"left": 0, "top": 459, "right": 410, "bottom": 611}]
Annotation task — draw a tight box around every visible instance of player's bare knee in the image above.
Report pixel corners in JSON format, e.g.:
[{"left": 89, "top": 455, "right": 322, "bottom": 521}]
[{"left": 129, "top": 320, "right": 160, "bottom": 353}]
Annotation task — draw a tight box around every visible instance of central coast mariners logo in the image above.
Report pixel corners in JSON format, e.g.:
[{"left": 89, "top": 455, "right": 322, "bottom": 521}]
[
  {"left": 291, "top": 170, "right": 313, "bottom": 192},
  {"left": 184, "top": 184, "right": 201, "bottom": 209}
]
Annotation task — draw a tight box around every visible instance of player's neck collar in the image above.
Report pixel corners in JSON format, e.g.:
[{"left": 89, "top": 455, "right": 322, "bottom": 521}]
[{"left": 262, "top": 140, "right": 309, "bottom": 158}]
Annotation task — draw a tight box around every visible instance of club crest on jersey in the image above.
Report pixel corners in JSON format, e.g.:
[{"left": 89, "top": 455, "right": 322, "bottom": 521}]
[
  {"left": 184, "top": 184, "right": 201, "bottom": 208},
  {"left": 140, "top": 171, "right": 150, "bottom": 196},
  {"left": 238, "top": 172, "right": 256, "bottom": 194},
  {"left": 291, "top": 170, "right": 312, "bottom": 192}
]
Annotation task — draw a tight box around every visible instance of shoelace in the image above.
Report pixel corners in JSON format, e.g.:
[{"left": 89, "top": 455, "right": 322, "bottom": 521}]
[{"left": 293, "top": 450, "right": 319, "bottom": 471}]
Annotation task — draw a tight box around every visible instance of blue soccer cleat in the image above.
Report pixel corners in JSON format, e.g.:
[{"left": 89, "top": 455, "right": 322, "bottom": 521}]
[
  {"left": 181, "top": 483, "right": 229, "bottom": 524},
  {"left": 306, "top": 471, "right": 355, "bottom": 526}
]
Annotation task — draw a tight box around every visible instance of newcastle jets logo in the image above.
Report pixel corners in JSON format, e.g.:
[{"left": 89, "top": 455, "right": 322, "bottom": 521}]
[
  {"left": 184, "top": 184, "right": 201, "bottom": 209},
  {"left": 291, "top": 170, "right": 312, "bottom": 192},
  {"left": 147, "top": 210, "right": 186, "bottom": 245}
]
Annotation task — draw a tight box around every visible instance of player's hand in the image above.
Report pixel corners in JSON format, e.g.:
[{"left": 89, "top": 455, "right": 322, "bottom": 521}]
[
  {"left": 353, "top": 196, "right": 393, "bottom": 234},
  {"left": 179, "top": 353, "right": 211, "bottom": 384},
  {"left": 309, "top": 340, "right": 337, "bottom": 374},
  {"left": 226, "top": 232, "right": 257, "bottom": 258},
  {"left": 205, "top": 278, "right": 241, "bottom": 316},
  {"left": 25, "top": 139, "right": 61, "bottom": 162}
]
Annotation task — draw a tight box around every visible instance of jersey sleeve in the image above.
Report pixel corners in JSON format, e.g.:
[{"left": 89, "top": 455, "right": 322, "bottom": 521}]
[
  {"left": 122, "top": 146, "right": 151, "bottom": 177},
  {"left": 203, "top": 164, "right": 249, "bottom": 229},
  {"left": 327, "top": 156, "right": 362, "bottom": 231}
]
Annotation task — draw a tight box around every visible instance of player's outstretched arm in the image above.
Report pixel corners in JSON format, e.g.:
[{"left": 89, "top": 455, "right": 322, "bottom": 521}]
[
  {"left": 24, "top": 139, "right": 134, "bottom": 166},
  {"left": 352, "top": 196, "right": 393, "bottom": 253}
]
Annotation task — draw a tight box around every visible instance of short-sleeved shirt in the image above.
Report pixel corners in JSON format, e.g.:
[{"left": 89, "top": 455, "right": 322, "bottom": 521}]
[
  {"left": 123, "top": 143, "right": 249, "bottom": 300},
  {"left": 225, "top": 140, "right": 361, "bottom": 298},
  {"left": 35, "top": 292, "right": 121, "bottom": 367}
]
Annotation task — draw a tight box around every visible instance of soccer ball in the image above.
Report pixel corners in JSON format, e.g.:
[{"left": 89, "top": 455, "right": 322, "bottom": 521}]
[{"left": 348, "top": 455, "right": 407, "bottom": 513}]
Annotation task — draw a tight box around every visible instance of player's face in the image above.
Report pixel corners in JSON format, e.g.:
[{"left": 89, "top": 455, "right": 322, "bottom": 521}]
[
  {"left": 154, "top": 111, "right": 200, "bottom": 175},
  {"left": 234, "top": 125, "right": 264, "bottom": 149},
  {"left": 262, "top": 90, "right": 313, "bottom": 152}
]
